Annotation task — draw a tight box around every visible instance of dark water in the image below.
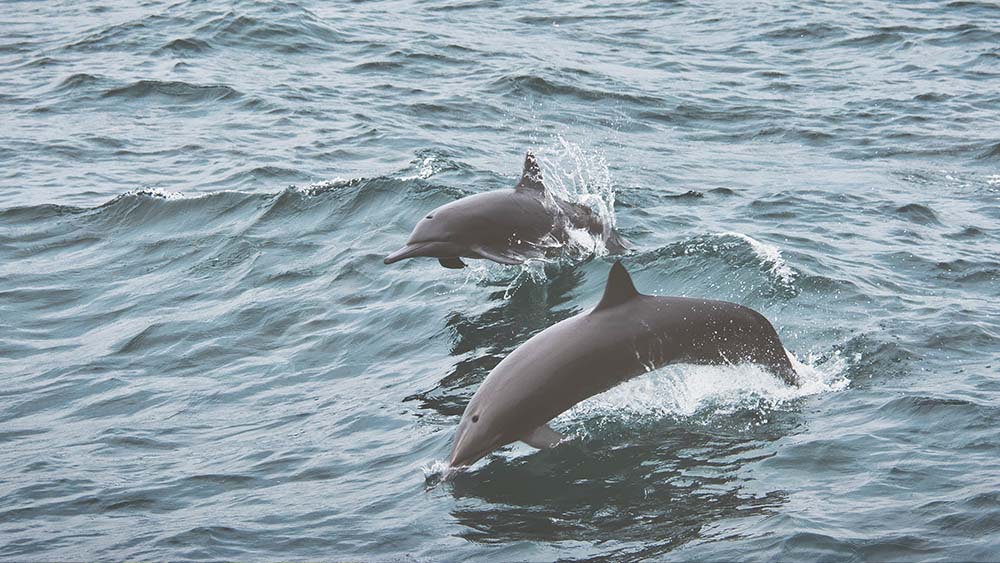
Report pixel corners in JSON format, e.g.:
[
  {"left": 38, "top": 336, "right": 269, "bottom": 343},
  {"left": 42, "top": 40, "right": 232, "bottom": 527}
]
[{"left": 2, "top": 0, "right": 999, "bottom": 561}]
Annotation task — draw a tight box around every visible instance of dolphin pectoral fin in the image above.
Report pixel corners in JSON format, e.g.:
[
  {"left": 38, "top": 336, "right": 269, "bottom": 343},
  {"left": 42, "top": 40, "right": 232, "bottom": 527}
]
[
  {"left": 471, "top": 246, "right": 523, "bottom": 266},
  {"left": 520, "top": 423, "right": 566, "bottom": 449},
  {"left": 438, "top": 257, "right": 466, "bottom": 269}
]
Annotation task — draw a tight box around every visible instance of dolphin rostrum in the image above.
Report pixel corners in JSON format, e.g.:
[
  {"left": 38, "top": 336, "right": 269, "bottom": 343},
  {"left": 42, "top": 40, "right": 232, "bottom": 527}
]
[
  {"left": 448, "top": 261, "right": 800, "bottom": 468},
  {"left": 384, "top": 152, "right": 628, "bottom": 269}
]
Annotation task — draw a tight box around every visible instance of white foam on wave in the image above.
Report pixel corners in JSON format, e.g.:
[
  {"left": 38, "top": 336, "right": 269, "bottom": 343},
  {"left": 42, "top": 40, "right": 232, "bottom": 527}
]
[
  {"left": 399, "top": 155, "right": 441, "bottom": 181},
  {"left": 556, "top": 350, "right": 849, "bottom": 431},
  {"left": 291, "top": 177, "right": 353, "bottom": 196},
  {"left": 121, "top": 187, "right": 185, "bottom": 200},
  {"left": 712, "top": 231, "right": 796, "bottom": 286}
]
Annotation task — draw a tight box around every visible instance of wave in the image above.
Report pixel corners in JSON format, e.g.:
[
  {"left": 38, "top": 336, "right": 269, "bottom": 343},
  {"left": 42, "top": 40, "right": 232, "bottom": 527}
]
[
  {"left": 395, "top": 150, "right": 464, "bottom": 181},
  {"left": 761, "top": 23, "right": 847, "bottom": 41},
  {"left": 834, "top": 31, "right": 910, "bottom": 48},
  {"left": 62, "top": 2, "right": 345, "bottom": 56},
  {"left": 891, "top": 203, "right": 941, "bottom": 224},
  {"left": 192, "top": 5, "right": 345, "bottom": 53},
  {"left": 152, "top": 37, "right": 212, "bottom": 55},
  {"left": 52, "top": 72, "right": 106, "bottom": 94},
  {"left": 102, "top": 80, "right": 242, "bottom": 103},
  {"left": 715, "top": 232, "right": 796, "bottom": 286},
  {"left": 489, "top": 73, "right": 660, "bottom": 106},
  {"left": 635, "top": 231, "right": 798, "bottom": 296}
]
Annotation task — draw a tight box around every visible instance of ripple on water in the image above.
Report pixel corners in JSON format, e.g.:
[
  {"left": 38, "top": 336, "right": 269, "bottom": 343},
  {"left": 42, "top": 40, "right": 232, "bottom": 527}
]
[{"left": 101, "top": 80, "right": 243, "bottom": 103}]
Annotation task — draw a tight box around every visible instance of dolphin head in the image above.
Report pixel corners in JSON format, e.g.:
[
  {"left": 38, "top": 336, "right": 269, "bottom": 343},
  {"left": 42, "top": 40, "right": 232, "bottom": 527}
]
[
  {"left": 448, "top": 397, "right": 510, "bottom": 468},
  {"left": 383, "top": 201, "right": 481, "bottom": 265}
]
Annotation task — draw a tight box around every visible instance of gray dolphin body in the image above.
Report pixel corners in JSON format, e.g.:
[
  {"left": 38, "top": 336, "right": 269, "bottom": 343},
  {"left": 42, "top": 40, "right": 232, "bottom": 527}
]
[
  {"left": 448, "top": 261, "right": 799, "bottom": 468},
  {"left": 384, "top": 153, "right": 628, "bottom": 269}
]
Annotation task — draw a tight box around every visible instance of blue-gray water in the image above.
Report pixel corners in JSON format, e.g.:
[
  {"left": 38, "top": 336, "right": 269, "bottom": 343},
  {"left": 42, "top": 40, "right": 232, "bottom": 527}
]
[{"left": 2, "top": 1, "right": 999, "bottom": 561}]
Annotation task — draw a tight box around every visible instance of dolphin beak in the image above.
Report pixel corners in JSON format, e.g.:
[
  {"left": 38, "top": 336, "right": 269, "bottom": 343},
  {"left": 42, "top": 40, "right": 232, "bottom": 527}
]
[
  {"left": 383, "top": 243, "right": 427, "bottom": 265},
  {"left": 448, "top": 424, "right": 479, "bottom": 469},
  {"left": 448, "top": 422, "right": 502, "bottom": 469},
  {"left": 448, "top": 440, "right": 481, "bottom": 469},
  {"left": 384, "top": 241, "right": 465, "bottom": 265},
  {"left": 448, "top": 453, "right": 467, "bottom": 468}
]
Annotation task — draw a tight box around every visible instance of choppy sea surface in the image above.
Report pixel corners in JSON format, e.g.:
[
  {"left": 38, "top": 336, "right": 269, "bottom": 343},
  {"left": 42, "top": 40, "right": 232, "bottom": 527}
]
[{"left": 2, "top": 1, "right": 999, "bottom": 561}]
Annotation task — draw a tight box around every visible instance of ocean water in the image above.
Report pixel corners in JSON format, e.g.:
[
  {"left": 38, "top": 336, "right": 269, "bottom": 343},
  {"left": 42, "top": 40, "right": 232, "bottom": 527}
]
[{"left": 1, "top": 0, "right": 999, "bottom": 561}]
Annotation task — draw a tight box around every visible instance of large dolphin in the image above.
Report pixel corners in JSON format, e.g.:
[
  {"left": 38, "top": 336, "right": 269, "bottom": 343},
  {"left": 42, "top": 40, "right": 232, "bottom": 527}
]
[
  {"left": 384, "top": 152, "right": 628, "bottom": 269},
  {"left": 448, "top": 261, "right": 799, "bottom": 468}
]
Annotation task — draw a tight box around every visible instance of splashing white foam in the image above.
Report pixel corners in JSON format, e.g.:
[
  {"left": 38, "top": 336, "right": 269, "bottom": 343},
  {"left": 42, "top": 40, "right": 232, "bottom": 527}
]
[
  {"left": 421, "top": 459, "right": 459, "bottom": 485},
  {"left": 294, "top": 177, "right": 361, "bottom": 196},
  {"left": 713, "top": 232, "right": 796, "bottom": 286},
  {"left": 557, "top": 350, "right": 849, "bottom": 430},
  {"left": 122, "top": 187, "right": 185, "bottom": 200},
  {"left": 400, "top": 154, "right": 450, "bottom": 181},
  {"left": 536, "top": 136, "right": 613, "bottom": 213},
  {"left": 439, "top": 259, "right": 550, "bottom": 300},
  {"left": 533, "top": 136, "right": 620, "bottom": 258},
  {"left": 563, "top": 226, "right": 603, "bottom": 256}
]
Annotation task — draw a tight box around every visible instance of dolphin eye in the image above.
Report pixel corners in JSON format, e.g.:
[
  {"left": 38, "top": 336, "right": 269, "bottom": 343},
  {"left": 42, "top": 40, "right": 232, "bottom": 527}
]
[
  {"left": 425, "top": 214, "right": 434, "bottom": 219},
  {"left": 472, "top": 415, "right": 480, "bottom": 423}
]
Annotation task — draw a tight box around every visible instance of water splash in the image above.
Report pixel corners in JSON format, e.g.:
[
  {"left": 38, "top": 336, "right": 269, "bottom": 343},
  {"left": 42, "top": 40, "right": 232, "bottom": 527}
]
[
  {"left": 449, "top": 259, "right": 550, "bottom": 300},
  {"left": 557, "top": 350, "right": 849, "bottom": 434},
  {"left": 115, "top": 186, "right": 185, "bottom": 201},
  {"left": 536, "top": 136, "right": 615, "bottom": 220},
  {"left": 421, "top": 459, "right": 459, "bottom": 487},
  {"left": 291, "top": 177, "right": 354, "bottom": 196},
  {"left": 399, "top": 152, "right": 452, "bottom": 181},
  {"left": 534, "top": 135, "right": 621, "bottom": 258}
]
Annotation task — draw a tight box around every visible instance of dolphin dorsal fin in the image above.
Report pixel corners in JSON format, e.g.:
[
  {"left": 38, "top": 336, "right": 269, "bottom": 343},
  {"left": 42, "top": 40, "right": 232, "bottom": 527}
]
[
  {"left": 515, "top": 151, "right": 545, "bottom": 192},
  {"left": 593, "top": 261, "right": 640, "bottom": 312}
]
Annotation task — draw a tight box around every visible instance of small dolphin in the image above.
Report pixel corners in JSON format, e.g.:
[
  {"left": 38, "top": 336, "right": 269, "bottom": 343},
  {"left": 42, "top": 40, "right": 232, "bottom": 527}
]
[
  {"left": 384, "top": 152, "right": 628, "bottom": 269},
  {"left": 448, "top": 261, "right": 799, "bottom": 468}
]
